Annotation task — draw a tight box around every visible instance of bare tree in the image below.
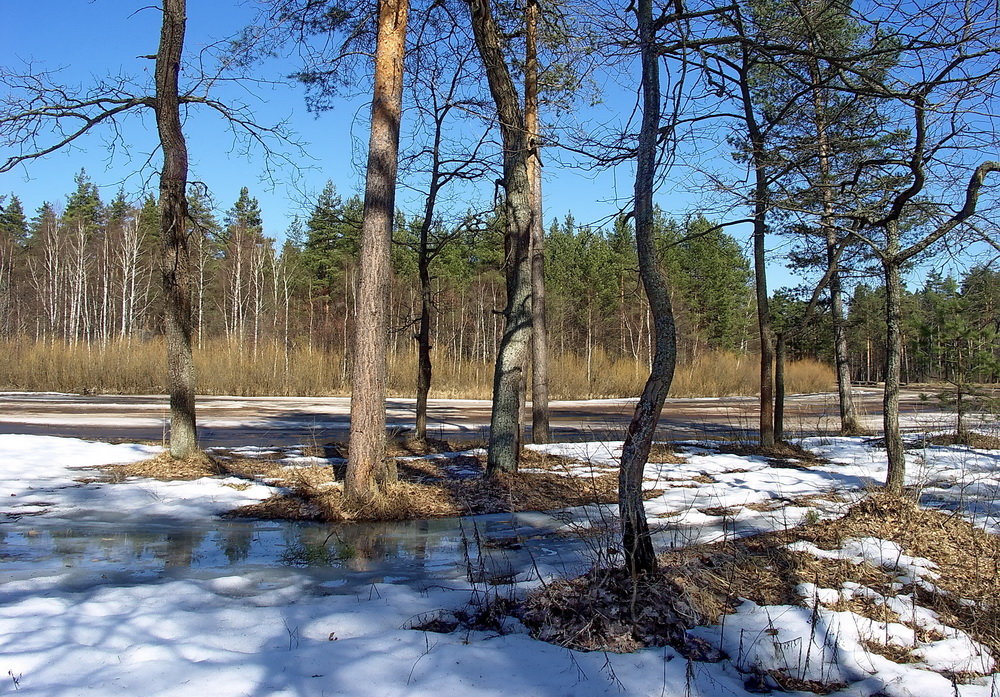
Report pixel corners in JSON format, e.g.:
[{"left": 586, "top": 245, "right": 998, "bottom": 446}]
[
  {"left": 811, "top": 1, "right": 1000, "bottom": 490},
  {"left": 396, "top": 15, "right": 493, "bottom": 443},
  {"left": 0, "top": 1, "right": 290, "bottom": 458}
]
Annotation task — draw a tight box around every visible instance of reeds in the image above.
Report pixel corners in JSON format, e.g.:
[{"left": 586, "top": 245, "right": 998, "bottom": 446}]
[{"left": 0, "top": 337, "right": 834, "bottom": 399}]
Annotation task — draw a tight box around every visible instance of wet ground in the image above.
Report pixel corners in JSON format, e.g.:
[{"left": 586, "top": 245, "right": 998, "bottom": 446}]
[{"left": 0, "top": 388, "right": 941, "bottom": 447}]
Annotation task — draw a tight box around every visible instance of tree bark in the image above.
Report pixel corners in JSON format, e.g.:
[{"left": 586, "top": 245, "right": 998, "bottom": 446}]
[
  {"left": 346, "top": 0, "right": 409, "bottom": 503},
  {"left": 526, "top": 0, "right": 550, "bottom": 444},
  {"left": 619, "top": 0, "right": 677, "bottom": 578},
  {"left": 882, "top": 226, "right": 905, "bottom": 493},
  {"left": 735, "top": 43, "right": 774, "bottom": 448},
  {"left": 414, "top": 166, "right": 441, "bottom": 442},
  {"left": 466, "top": 0, "right": 534, "bottom": 476},
  {"left": 155, "top": 0, "right": 197, "bottom": 459},
  {"left": 774, "top": 331, "right": 785, "bottom": 442}
]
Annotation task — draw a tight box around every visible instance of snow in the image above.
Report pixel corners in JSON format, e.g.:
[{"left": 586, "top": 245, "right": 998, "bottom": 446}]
[
  {"left": 0, "top": 434, "right": 279, "bottom": 522},
  {"left": 2, "top": 431, "right": 999, "bottom": 696}
]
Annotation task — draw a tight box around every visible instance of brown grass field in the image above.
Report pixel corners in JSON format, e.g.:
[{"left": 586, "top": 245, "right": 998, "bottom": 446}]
[{"left": 0, "top": 337, "right": 834, "bottom": 399}]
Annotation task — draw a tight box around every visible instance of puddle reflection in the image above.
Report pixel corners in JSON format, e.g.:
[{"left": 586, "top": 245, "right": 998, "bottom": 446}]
[{"left": 1, "top": 512, "right": 603, "bottom": 593}]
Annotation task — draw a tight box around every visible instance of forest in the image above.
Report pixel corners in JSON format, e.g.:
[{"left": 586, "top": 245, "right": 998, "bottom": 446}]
[{"left": 1, "top": 173, "right": 996, "bottom": 396}]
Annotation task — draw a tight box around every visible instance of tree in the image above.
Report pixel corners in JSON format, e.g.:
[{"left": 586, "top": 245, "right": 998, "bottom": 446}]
[
  {"left": 823, "top": 2, "right": 1000, "bottom": 491},
  {"left": 465, "top": 0, "right": 535, "bottom": 476},
  {"left": 155, "top": 0, "right": 198, "bottom": 458},
  {"left": 758, "top": 0, "right": 894, "bottom": 435},
  {"left": 396, "top": 17, "right": 493, "bottom": 443},
  {"left": 615, "top": 0, "right": 680, "bottom": 577},
  {"left": 0, "top": 194, "right": 27, "bottom": 337},
  {"left": 525, "top": 0, "right": 550, "bottom": 444},
  {"left": 346, "top": 0, "right": 411, "bottom": 504},
  {"left": 916, "top": 274, "right": 998, "bottom": 442},
  {"left": 0, "top": 0, "right": 287, "bottom": 458},
  {"left": 220, "top": 187, "right": 268, "bottom": 346}
]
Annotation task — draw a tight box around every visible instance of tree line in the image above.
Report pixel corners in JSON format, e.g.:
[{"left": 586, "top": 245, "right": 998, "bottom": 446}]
[{"left": 0, "top": 172, "right": 759, "bottom": 369}]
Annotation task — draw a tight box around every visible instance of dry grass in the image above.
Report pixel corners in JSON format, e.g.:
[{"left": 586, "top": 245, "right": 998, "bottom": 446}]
[
  {"left": 0, "top": 337, "right": 833, "bottom": 399},
  {"left": 925, "top": 432, "right": 1000, "bottom": 449},
  {"left": 99, "top": 451, "right": 224, "bottom": 481},
  {"left": 98, "top": 444, "right": 618, "bottom": 522},
  {"left": 524, "top": 492, "right": 1000, "bottom": 664},
  {"left": 522, "top": 567, "right": 713, "bottom": 654},
  {"left": 802, "top": 493, "right": 1000, "bottom": 657}
]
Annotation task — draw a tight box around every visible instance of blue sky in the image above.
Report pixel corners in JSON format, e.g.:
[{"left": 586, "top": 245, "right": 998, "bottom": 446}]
[
  {"left": 1, "top": 3, "right": 636, "bottom": 228},
  {"left": 0, "top": 1, "right": 881, "bottom": 293}
]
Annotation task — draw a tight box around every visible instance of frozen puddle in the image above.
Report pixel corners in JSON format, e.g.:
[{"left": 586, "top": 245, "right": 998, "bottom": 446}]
[{"left": 1, "top": 511, "right": 603, "bottom": 598}]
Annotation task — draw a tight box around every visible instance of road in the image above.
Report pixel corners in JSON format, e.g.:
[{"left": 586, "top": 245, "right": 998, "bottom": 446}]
[{"left": 0, "top": 388, "right": 949, "bottom": 447}]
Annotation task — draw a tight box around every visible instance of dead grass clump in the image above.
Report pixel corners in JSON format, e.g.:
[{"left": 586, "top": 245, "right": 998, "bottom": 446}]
[
  {"left": 222, "top": 448, "right": 613, "bottom": 522},
  {"left": 522, "top": 567, "right": 714, "bottom": 653},
  {"left": 698, "top": 506, "right": 741, "bottom": 517},
  {"left": 744, "top": 499, "right": 786, "bottom": 512},
  {"left": 691, "top": 473, "right": 716, "bottom": 484},
  {"left": 225, "top": 495, "right": 327, "bottom": 521},
  {"left": 395, "top": 455, "right": 481, "bottom": 482},
  {"left": 341, "top": 481, "right": 459, "bottom": 520},
  {"left": 385, "top": 436, "right": 455, "bottom": 457},
  {"left": 99, "top": 452, "right": 224, "bottom": 481},
  {"left": 858, "top": 639, "right": 919, "bottom": 663},
  {"left": 517, "top": 448, "right": 588, "bottom": 472},
  {"left": 446, "top": 472, "right": 617, "bottom": 515},
  {"left": 794, "top": 493, "right": 1000, "bottom": 657},
  {"left": 925, "top": 432, "right": 1000, "bottom": 449},
  {"left": 766, "top": 671, "right": 847, "bottom": 695},
  {"left": 825, "top": 597, "right": 901, "bottom": 624},
  {"left": 648, "top": 444, "right": 686, "bottom": 464}
]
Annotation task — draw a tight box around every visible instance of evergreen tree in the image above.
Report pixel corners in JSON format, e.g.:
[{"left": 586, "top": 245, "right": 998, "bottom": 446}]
[{"left": 0, "top": 195, "right": 28, "bottom": 246}]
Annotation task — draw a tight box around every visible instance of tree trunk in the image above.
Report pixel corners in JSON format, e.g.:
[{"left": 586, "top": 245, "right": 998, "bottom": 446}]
[
  {"left": 155, "top": 0, "right": 197, "bottom": 459},
  {"left": 883, "top": 250, "right": 905, "bottom": 493},
  {"left": 414, "top": 177, "right": 441, "bottom": 442},
  {"left": 619, "top": 0, "right": 677, "bottom": 578},
  {"left": 808, "top": 54, "right": 862, "bottom": 435},
  {"left": 829, "top": 247, "right": 861, "bottom": 433},
  {"left": 415, "top": 242, "right": 433, "bottom": 442},
  {"left": 466, "top": 0, "right": 534, "bottom": 476},
  {"left": 346, "top": 0, "right": 409, "bottom": 503},
  {"left": 774, "top": 331, "right": 785, "bottom": 442},
  {"left": 526, "top": 0, "right": 550, "bottom": 444},
  {"left": 736, "top": 48, "right": 774, "bottom": 448}
]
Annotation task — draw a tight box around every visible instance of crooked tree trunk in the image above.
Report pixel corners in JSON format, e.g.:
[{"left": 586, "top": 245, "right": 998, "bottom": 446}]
[
  {"left": 526, "top": 0, "right": 550, "bottom": 445},
  {"left": 619, "top": 0, "right": 677, "bottom": 578},
  {"left": 346, "top": 0, "right": 409, "bottom": 503},
  {"left": 414, "top": 169, "right": 442, "bottom": 442},
  {"left": 155, "top": 0, "right": 197, "bottom": 459},
  {"left": 466, "top": 0, "right": 534, "bottom": 476}
]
